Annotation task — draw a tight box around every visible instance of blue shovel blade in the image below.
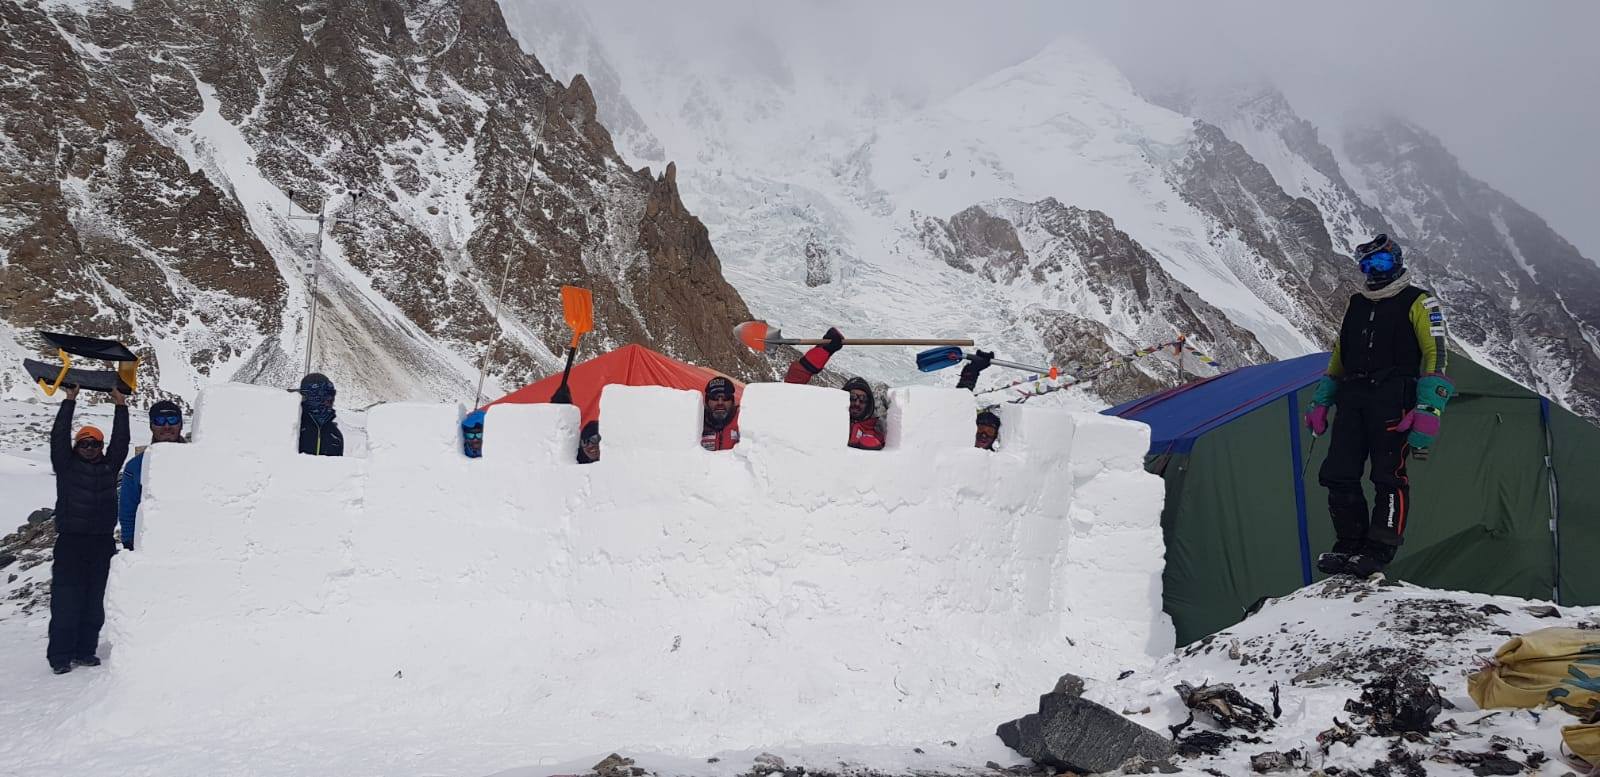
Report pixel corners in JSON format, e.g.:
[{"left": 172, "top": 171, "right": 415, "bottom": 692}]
[{"left": 916, "top": 346, "right": 966, "bottom": 372}]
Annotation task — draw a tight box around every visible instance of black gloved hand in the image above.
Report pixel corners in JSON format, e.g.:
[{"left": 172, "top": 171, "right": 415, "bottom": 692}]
[
  {"left": 122, "top": 540, "right": 133, "bottom": 551},
  {"left": 957, "top": 350, "right": 994, "bottom": 391},
  {"left": 822, "top": 327, "right": 845, "bottom": 354},
  {"left": 551, "top": 383, "right": 573, "bottom": 405}
]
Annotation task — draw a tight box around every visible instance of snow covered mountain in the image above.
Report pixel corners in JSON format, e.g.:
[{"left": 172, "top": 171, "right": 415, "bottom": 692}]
[
  {"left": 1173, "top": 84, "right": 1600, "bottom": 418},
  {"left": 518, "top": 5, "right": 1600, "bottom": 414},
  {"left": 5, "top": 0, "right": 1596, "bottom": 417},
  {"left": 0, "top": 0, "right": 771, "bottom": 407}
]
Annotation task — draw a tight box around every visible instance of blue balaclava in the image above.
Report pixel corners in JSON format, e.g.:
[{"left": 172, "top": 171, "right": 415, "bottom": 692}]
[
  {"left": 461, "top": 409, "right": 486, "bottom": 458},
  {"left": 299, "top": 373, "right": 337, "bottom": 425},
  {"left": 1356, "top": 233, "right": 1405, "bottom": 291}
]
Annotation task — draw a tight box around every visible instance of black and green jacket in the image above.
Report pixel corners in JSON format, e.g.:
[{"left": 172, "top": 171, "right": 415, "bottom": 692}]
[{"left": 1327, "top": 282, "right": 1448, "bottom": 380}]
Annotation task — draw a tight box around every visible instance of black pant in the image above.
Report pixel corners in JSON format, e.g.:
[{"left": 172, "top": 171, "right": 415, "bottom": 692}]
[
  {"left": 1318, "top": 376, "right": 1414, "bottom": 563},
  {"left": 47, "top": 533, "right": 115, "bottom": 666}
]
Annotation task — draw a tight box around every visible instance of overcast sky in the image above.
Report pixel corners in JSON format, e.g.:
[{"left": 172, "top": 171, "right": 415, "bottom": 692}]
[{"left": 568, "top": 0, "right": 1600, "bottom": 261}]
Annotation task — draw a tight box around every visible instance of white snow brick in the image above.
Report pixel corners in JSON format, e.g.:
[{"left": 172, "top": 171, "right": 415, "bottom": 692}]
[
  {"left": 598, "top": 384, "right": 701, "bottom": 453},
  {"left": 738, "top": 382, "right": 847, "bottom": 452},
  {"left": 1068, "top": 412, "right": 1151, "bottom": 482},
  {"left": 190, "top": 382, "right": 300, "bottom": 455},
  {"left": 997, "top": 402, "right": 1076, "bottom": 458},
  {"left": 366, "top": 402, "right": 462, "bottom": 463},
  {"left": 884, "top": 385, "right": 977, "bottom": 451},
  {"left": 482, "top": 401, "right": 579, "bottom": 466}
]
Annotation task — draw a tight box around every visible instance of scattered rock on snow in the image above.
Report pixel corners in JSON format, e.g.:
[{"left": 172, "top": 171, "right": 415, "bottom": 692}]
[
  {"left": 591, "top": 753, "right": 646, "bottom": 777},
  {"left": 1175, "top": 682, "right": 1276, "bottom": 732},
  {"left": 998, "top": 691, "right": 1175, "bottom": 774},
  {"left": 1248, "top": 749, "right": 1303, "bottom": 773},
  {"left": 1523, "top": 604, "right": 1561, "bottom": 618},
  {"left": 1343, "top": 671, "right": 1443, "bottom": 735},
  {"left": 1052, "top": 673, "right": 1086, "bottom": 697}
]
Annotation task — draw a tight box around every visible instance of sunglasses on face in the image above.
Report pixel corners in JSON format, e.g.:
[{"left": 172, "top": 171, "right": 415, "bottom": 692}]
[
  {"left": 707, "top": 393, "right": 734, "bottom": 401},
  {"left": 76, "top": 439, "right": 102, "bottom": 449},
  {"left": 151, "top": 413, "right": 182, "bottom": 427},
  {"left": 463, "top": 426, "right": 484, "bottom": 440},
  {"left": 1359, "top": 250, "right": 1396, "bottom": 274},
  {"left": 582, "top": 435, "right": 601, "bottom": 446}
]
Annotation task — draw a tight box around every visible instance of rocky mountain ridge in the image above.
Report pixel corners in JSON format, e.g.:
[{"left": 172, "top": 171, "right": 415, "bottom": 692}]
[{"left": 0, "top": 0, "right": 771, "bottom": 407}]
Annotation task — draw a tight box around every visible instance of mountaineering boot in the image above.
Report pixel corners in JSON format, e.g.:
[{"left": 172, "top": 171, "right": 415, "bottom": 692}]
[
  {"left": 1345, "top": 554, "right": 1386, "bottom": 579},
  {"left": 1317, "top": 552, "right": 1353, "bottom": 576},
  {"left": 51, "top": 662, "right": 72, "bottom": 675},
  {"left": 73, "top": 655, "right": 101, "bottom": 667}
]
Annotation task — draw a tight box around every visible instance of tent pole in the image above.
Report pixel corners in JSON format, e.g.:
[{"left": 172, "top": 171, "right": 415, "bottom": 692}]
[
  {"left": 1541, "top": 397, "right": 1562, "bottom": 605},
  {"left": 1287, "top": 392, "right": 1313, "bottom": 585}
]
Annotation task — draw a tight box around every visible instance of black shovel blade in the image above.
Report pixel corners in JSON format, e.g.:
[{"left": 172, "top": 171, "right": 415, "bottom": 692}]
[
  {"left": 916, "top": 346, "right": 966, "bottom": 373},
  {"left": 38, "top": 331, "right": 137, "bottom": 362},
  {"left": 24, "top": 359, "right": 132, "bottom": 393}
]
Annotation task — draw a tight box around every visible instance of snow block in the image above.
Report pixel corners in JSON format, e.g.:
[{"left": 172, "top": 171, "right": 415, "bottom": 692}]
[
  {"left": 1068, "top": 412, "right": 1151, "bottom": 482},
  {"left": 738, "top": 382, "right": 847, "bottom": 452},
  {"left": 598, "top": 384, "right": 701, "bottom": 454},
  {"left": 92, "top": 382, "right": 1173, "bottom": 772},
  {"left": 190, "top": 382, "right": 300, "bottom": 456},
  {"left": 998, "top": 402, "right": 1076, "bottom": 458},
  {"left": 482, "top": 401, "right": 580, "bottom": 466},
  {"left": 366, "top": 402, "right": 462, "bottom": 463},
  {"left": 884, "top": 385, "right": 978, "bottom": 450}
]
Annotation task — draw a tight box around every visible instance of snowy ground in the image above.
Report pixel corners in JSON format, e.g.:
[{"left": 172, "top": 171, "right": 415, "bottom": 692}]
[{"left": 3, "top": 393, "right": 1597, "bottom": 776}]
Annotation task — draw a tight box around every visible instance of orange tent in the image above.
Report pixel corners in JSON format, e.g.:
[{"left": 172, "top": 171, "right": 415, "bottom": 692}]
[{"left": 486, "top": 344, "right": 743, "bottom": 425}]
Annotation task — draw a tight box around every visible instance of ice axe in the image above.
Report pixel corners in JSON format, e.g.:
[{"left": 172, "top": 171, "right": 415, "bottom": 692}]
[
  {"left": 734, "top": 321, "right": 972, "bottom": 352},
  {"left": 550, "top": 286, "right": 593, "bottom": 404},
  {"left": 915, "top": 346, "right": 1055, "bottom": 377}
]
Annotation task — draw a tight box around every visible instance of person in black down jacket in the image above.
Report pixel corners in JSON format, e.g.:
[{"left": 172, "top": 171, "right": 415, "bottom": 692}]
[
  {"left": 296, "top": 373, "right": 344, "bottom": 456},
  {"left": 48, "top": 385, "right": 130, "bottom": 675}
]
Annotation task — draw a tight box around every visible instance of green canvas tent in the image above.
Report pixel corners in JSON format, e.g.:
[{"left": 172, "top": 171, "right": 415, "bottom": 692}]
[{"left": 1106, "top": 352, "right": 1600, "bottom": 645}]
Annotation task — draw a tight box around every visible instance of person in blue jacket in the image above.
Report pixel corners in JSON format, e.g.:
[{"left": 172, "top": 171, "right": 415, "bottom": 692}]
[{"left": 118, "top": 400, "right": 185, "bottom": 551}]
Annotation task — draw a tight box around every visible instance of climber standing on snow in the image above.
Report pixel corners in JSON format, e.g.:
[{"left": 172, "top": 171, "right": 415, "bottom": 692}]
[
  {"left": 47, "top": 385, "right": 130, "bottom": 675},
  {"left": 1305, "top": 234, "right": 1453, "bottom": 578},
  {"left": 295, "top": 373, "right": 344, "bottom": 456},
  {"left": 785, "top": 328, "right": 886, "bottom": 450}
]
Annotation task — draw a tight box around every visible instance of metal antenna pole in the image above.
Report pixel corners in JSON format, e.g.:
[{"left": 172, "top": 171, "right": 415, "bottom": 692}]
[
  {"left": 472, "top": 107, "right": 552, "bottom": 408},
  {"left": 473, "top": 162, "right": 538, "bottom": 408},
  {"left": 288, "top": 198, "right": 331, "bottom": 377}
]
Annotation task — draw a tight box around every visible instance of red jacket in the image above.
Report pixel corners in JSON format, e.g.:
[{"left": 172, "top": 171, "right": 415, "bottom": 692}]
[
  {"left": 702, "top": 412, "right": 740, "bottom": 451},
  {"left": 785, "top": 346, "right": 886, "bottom": 450}
]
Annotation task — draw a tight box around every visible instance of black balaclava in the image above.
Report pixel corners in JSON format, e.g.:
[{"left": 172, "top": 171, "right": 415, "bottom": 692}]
[{"left": 842, "top": 376, "right": 874, "bottom": 422}]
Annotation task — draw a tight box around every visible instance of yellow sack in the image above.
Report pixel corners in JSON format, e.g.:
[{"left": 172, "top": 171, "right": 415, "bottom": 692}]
[
  {"left": 1468, "top": 628, "right": 1600, "bottom": 766},
  {"left": 1564, "top": 719, "right": 1599, "bottom": 768},
  {"left": 1467, "top": 627, "right": 1600, "bottom": 717}
]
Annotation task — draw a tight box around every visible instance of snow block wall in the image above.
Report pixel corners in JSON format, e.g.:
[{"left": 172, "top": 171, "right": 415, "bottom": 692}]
[{"left": 97, "top": 382, "right": 1172, "bottom": 770}]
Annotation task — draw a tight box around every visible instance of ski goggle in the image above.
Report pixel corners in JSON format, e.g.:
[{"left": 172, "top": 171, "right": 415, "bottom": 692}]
[
  {"left": 151, "top": 413, "right": 182, "bottom": 427},
  {"left": 462, "top": 426, "right": 484, "bottom": 440},
  {"left": 1359, "top": 251, "right": 1397, "bottom": 274},
  {"left": 582, "top": 433, "right": 601, "bottom": 446}
]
